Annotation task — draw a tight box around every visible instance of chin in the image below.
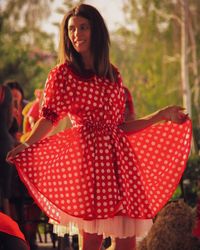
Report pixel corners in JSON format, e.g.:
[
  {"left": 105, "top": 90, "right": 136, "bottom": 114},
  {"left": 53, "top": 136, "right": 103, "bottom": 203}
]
[{"left": 75, "top": 46, "right": 90, "bottom": 55}]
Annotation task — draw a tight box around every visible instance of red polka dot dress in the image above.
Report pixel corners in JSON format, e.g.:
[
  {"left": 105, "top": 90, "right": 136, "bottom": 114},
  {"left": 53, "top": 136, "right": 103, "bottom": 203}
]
[{"left": 12, "top": 63, "right": 192, "bottom": 238}]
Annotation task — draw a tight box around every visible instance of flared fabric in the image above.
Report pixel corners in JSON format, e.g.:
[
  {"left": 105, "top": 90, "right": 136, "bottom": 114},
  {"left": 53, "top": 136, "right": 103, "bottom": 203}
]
[{"left": 11, "top": 63, "right": 192, "bottom": 238}]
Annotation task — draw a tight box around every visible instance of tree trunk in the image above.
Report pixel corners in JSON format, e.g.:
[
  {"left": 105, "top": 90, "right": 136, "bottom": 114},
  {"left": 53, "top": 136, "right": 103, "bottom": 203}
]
[
  {"left": 180, "top": 0, "right": 197, "bottom": 153},
  {"left": 188, "top": 8, "right": 200, "bottom": 127},
  {"left": 180, "top": 0, "right": 191, "bottom": 116}
]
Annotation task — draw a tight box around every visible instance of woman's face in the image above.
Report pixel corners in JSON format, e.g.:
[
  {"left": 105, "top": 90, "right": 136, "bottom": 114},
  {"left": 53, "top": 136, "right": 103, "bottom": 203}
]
[{"left": 68, "top": 16, "right": 91, "bottom": 58}]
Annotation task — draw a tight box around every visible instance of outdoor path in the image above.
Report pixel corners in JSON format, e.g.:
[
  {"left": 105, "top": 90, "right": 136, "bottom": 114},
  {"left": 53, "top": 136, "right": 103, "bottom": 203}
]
[
  {"left": 36, "top": 237, "right": 136, "bottom": 250},
  {"left": 36, "top": 233, "right": 141, "bottom": 249}
]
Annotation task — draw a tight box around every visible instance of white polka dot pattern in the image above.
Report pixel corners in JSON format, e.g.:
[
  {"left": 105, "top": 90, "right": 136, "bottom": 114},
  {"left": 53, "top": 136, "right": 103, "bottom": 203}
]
[{"left": 12, "top": 63, "right": 192, "bottom": 224}]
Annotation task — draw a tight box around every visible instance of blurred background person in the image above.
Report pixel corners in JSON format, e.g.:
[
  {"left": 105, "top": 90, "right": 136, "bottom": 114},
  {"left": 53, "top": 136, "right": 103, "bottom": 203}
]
[
  {"left": 1, "top": 82, "right": 39, "bottom": 250},
  {"left": 4, "top": 80, "right": 28, "bottom": 144},
  {"left": 0, "top": 85, "right": 14, "bottom": 215}
]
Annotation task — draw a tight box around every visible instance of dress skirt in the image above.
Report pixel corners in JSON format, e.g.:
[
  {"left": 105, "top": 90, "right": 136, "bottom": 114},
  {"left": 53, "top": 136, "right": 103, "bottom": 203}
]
[{"left": 10, "top": 63, "right": 192, "bottom": 239}]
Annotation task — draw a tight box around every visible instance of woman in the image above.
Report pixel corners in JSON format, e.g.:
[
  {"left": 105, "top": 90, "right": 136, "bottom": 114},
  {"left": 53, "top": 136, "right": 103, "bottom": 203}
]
[{"left": 7, "top": 4, "right": 192, "bottom": 250}]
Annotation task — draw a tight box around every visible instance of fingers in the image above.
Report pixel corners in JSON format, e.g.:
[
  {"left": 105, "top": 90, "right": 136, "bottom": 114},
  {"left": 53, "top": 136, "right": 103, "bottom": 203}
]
[
  {"left": 178, "top": 111, "right": 188, "bottom": 118},
  {"left": 171, "top": 112, "right": 188, "bottom": 124},
  {"left": 171, "top": 106, "right": 185, "bottom": 113},
  {"left": 6, "top": 147, "right": 22, "bottom": 162},
  {"left": 6, "top": 158, "right": 13, "bottom": 164},
  {"left": 6, "top": 153, "right": 13, "bottom": 164},
  {"left": 172, "top": 106, "right": 188, "bottom": 117},
  {"left": 6, "top": 152, "right": 14, "bottom": 163}
]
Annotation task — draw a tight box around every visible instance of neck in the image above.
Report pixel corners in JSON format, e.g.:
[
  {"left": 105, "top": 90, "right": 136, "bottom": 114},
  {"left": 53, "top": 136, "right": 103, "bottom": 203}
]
[{"left": 81, "top": 53, "right": 93, "bottom": 70}]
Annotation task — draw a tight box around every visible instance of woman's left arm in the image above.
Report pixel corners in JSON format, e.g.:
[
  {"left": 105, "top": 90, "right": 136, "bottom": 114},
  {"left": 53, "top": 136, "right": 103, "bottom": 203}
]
[{"left": 119, "top": 105, "right": 188, "bottom": 133}]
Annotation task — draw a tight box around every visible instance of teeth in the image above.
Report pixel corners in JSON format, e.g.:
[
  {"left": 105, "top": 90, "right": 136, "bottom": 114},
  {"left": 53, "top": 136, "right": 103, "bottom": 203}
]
[{"left": 75, "top": 40, "right": 85, "bottom": 45}]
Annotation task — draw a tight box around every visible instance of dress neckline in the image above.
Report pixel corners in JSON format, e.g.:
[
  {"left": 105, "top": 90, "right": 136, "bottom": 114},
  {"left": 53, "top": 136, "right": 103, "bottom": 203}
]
[{"left": 67, "top": 63, "right": 95, "bottom": 80}]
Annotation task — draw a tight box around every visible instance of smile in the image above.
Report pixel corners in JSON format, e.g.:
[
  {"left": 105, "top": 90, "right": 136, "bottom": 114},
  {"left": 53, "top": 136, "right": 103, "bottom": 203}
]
[{"left": 74, "top": 40, "right": 86, "bottom": 46}]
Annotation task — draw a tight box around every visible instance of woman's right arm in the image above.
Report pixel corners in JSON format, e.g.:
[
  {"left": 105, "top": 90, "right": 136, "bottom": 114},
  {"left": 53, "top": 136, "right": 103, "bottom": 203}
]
[{"left": 7, "top": 117, "right": 53, "bottom": 160}]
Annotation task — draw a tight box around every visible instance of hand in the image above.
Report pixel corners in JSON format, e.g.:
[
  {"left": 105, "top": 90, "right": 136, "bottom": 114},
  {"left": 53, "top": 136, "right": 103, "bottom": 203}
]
[
  {"left": 160, "top": 105, "right": 189, "bottom": 124},
  {"left": 6, "top": 143, "right": 27, "bottom": 163}
]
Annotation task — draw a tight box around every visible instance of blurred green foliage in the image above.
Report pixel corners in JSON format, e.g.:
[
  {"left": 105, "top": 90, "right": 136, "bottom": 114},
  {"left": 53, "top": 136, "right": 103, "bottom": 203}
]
[
  {"left": 0, "top": 0, "right": 56, "bottom": 99},
  {"left": 111, "top": 0, "right": 200, "bottom": 128}
]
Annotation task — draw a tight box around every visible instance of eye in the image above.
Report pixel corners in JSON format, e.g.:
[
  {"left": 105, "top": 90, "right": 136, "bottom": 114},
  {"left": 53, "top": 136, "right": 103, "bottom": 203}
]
[
  {"left": 80, "top": 24, "right": 90, "bottom": 31},
  {"left": 68, "top": 26, "right": 75, "bottom": 33}
]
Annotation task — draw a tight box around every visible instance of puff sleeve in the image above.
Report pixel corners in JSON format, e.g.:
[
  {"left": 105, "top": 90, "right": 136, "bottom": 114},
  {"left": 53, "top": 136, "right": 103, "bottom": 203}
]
[
  {"left": 40, "top": 64, "right": 73, "bottom": 124},
  {"left": 123, "top": 86, "right": 135, "bottom": 120}
]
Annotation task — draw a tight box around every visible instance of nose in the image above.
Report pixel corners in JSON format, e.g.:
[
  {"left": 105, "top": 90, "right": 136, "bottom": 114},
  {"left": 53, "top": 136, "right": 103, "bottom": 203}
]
[{"left": 74, "top": 27, "right": 81, "bottom": 38}]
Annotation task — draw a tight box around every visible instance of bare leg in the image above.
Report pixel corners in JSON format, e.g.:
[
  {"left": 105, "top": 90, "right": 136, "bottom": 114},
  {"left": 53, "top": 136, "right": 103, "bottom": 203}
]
[
  {"left": 82, "top": 231, "right": 103, "bottom": 250},
  {"left": 115, "top": 236, "right": 136, "bottom": 250}
]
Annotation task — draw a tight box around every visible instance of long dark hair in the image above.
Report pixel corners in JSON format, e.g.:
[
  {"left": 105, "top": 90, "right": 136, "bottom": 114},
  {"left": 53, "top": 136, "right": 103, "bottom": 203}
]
[{"left": 58, "top": 4, "right": 116, "bottom": 81}]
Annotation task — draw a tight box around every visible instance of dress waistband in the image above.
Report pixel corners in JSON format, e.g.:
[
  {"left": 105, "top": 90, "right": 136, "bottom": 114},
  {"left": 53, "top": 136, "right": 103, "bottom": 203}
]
[{"left": 74, "top": 120, "right": 117, "bottom": 132}]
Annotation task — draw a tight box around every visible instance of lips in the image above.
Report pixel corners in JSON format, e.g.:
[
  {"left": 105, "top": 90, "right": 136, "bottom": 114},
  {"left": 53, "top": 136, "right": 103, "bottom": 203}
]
[{"left": 74, "top": 40, "right": 85, "bottom": 47}]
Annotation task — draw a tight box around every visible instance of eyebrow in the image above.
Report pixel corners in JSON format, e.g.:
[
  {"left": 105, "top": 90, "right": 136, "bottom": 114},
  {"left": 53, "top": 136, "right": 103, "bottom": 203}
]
[{"left": 68, "top": 22, "right": 90, "bottom": 27}]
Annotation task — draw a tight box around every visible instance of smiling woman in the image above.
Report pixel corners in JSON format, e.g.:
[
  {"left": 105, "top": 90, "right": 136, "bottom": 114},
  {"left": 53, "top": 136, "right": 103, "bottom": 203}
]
[{"left": 7, "top": 3, "right": 192, "bottom": 250}]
